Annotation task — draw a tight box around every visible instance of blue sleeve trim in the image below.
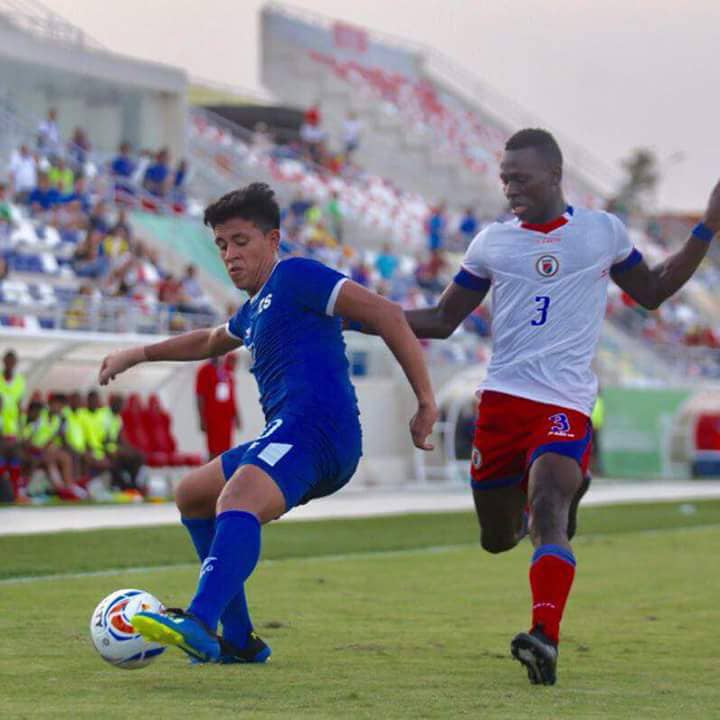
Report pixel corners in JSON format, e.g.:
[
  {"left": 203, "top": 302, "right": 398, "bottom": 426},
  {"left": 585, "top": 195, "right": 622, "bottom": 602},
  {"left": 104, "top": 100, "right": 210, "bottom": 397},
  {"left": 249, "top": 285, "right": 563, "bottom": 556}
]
[
  {"left": 532, "top": 543, "right": 576, "bottom": 567},
  {"left": 611, "top": 248, "right": 643, "bottom": 275},
  {"left": 453, "top": 268, "right": 491, "bottom": 293}
]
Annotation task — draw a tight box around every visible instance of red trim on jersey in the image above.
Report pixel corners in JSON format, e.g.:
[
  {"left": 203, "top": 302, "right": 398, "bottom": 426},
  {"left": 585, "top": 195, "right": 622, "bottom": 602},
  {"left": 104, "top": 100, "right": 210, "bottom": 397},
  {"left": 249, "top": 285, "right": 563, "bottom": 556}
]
[{"left": 521, "top": 215, "right": 568, "bottom": 233}]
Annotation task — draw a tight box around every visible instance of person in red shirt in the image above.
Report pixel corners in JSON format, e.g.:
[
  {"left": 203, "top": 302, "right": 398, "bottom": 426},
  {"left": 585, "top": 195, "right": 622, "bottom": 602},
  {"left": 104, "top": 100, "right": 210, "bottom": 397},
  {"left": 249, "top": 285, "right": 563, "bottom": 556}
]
[{"left": 195, "top": 353, "right": 241, "bottom": 459}]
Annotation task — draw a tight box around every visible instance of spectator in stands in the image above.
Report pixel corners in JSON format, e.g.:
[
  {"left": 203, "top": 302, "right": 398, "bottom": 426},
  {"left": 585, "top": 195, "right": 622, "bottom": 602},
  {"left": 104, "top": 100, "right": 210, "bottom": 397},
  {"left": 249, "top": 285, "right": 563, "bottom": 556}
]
[
  {"left": 0, "top": 183, "right": 15, "bottom": 239},
  {"left": 60, "top": 174, "right": 92, "bottom": 226},
  {"left": 28, "top": 173, "right": 62, "bottom": 216},
  {"left": 37, "top": 108, "right": 61, "bottom": 159},
  {"left": 375, "top": 242, "right": 399, "bottom": 281},
  {"left": 67, "top": 126, "right": 91, "bottom": 173},
  {"left": 179, "top": 264, "right": 210, "bottom": 313},
  {"left": 195, "top": 353, "right": 241, "bottom": 459},
  {"left": 48, "top": 156, "right": 74, "bottom": 195},
  {"left": 289, "top": 192, "right": 312, "bottom": 230},
  {"left": 325, "top": 191, "right": 344, "bottom": 244},
  {"left": 157, "top": 273, "right": 185, "bottom": 305},
  {"left": 0, "top": 256, "right": 8, "bottom": 282},
  {"left": 342, "top": 110, "right": 362, "bottom": 161},
  {"left": 102, "top": 225, "right": 131, "bottom": 262},
  {"left": 350, "top": 258, "right": 372, "bottom": 287},
  {"left": 304, "top": 101, "right": 321, "bottom": 128},
  {"left": 72, "top": 231, "right": 109, "bottom": 280},
  {"left": 8, "top": 145, "right": 37, "bottom": 204},
  {"left": 171, "top": 158, "right": 189, "bottom": 208},
  {"left": 426, "top": 203, "right": 447, "bottom": 251},
  {"left": 88, "top": 200, "right": 111, "bottom": 234},
  {"left": 110, "top": 141, "right": 136, "bottom": 199},
  {"left": 110, "top": 207, "right": 132, "bottom": 239},
  {"left": 64, "top": 283, "right": 96, "bottom": 329},
  {"left": 458, "top": 207, "right": 479, "bottom": 248},
  {"left": 416, "top": 249, "right": 448, "bottom": 293},
  {"left": 299, "top": 106, "right": 326, "bottom": 164},
  {"left": 143, "top": 148, "right": 171, "bottom": 198}
]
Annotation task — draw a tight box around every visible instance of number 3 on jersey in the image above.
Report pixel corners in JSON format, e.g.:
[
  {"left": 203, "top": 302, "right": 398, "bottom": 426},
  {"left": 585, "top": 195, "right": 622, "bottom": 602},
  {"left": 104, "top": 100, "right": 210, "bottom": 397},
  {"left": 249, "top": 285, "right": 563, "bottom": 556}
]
[{"left": 531, "top": 295, "right": 551, "bottom": 326}]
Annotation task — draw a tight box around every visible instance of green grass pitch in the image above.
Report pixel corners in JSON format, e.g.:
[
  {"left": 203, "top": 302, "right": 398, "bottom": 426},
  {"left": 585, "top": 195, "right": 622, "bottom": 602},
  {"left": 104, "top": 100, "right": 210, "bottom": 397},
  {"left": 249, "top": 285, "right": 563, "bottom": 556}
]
[{"left": 1, "top": 500, "right": 719, "bottom": 719}]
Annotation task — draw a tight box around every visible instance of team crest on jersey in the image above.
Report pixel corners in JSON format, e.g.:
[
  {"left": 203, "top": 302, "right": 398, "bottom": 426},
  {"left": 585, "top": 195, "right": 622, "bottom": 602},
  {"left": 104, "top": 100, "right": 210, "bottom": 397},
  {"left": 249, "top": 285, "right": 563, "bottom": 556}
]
[
  {"left": 471, "top": 447, "right": 482, "bottom": 469},
  {"left": 536, "top": 255, "right": 559, "bottom": 278}
]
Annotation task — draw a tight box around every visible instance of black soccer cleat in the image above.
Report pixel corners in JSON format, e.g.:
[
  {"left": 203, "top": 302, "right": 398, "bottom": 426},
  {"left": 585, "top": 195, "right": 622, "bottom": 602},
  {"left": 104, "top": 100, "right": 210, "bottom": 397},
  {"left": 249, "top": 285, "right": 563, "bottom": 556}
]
[
  {"left": 567, "top": 473, "right": 591, "bottom": 540},
  {"left": 217, "top": 631, "right": 272, "bottom": 664},
  {"left": 510, "top": 626, "right": 558, "bottom": 686}
]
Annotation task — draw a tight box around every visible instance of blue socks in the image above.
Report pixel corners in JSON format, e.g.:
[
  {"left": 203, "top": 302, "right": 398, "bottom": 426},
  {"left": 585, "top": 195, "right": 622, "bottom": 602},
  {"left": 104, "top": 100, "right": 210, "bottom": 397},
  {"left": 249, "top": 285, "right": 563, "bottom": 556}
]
[{"left": 182, "top": 513, "right": 259, "bottom": 646}]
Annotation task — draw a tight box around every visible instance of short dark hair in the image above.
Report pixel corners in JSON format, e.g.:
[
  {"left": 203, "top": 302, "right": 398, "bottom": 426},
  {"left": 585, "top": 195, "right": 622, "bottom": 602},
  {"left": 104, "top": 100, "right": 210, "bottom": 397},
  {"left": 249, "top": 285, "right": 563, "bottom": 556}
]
[
  {"left": 505, "top": 128, "right": 563, "bottom": 167},
  {"left": 203, "top": 182, "right": 280, "bottom": 233}
]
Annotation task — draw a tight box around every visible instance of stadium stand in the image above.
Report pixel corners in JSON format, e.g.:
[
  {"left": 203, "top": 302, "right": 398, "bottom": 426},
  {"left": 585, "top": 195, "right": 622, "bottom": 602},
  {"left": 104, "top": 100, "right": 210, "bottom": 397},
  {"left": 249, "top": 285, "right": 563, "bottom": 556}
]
[{"left": 3, "top": 1, "right": 720, "bottom": 505}]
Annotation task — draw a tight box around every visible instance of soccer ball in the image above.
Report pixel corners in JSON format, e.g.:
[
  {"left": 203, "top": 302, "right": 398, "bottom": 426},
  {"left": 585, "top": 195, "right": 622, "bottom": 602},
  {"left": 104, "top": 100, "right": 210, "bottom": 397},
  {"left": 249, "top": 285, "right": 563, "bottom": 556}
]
[{"left": 90, "top": 588, "right": 166, "bottom": 669}]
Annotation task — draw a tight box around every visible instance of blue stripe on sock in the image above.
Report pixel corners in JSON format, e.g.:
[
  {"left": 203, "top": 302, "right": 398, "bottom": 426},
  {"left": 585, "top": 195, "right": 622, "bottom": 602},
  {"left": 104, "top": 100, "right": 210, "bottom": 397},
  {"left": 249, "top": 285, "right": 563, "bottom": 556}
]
[{"left": 532, "top": 543, "right": 576, "bottom": 567}]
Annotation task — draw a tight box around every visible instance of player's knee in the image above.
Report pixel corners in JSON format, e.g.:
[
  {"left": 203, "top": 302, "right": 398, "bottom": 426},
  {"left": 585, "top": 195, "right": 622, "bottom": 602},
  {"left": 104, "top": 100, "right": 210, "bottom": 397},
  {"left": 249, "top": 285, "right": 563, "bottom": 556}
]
[
  {"left": 480, "top": 531, "right": 515, "bottom": 554},
  {"left": 175, "top": 473, "right": 215, "bottom": 517}
]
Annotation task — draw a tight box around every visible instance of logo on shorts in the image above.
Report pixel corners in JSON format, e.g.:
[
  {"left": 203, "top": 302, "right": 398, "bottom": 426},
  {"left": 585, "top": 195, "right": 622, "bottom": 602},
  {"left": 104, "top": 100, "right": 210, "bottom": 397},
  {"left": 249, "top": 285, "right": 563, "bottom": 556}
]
[
  {"left": 471, "top": 447, "right": 483, "bottom": 469},
  {"left": 548, "top": 412, "right": 574, "bottom": 438},
  {"left": 536, "top": 255, "right": 559, "bottom": 278}
]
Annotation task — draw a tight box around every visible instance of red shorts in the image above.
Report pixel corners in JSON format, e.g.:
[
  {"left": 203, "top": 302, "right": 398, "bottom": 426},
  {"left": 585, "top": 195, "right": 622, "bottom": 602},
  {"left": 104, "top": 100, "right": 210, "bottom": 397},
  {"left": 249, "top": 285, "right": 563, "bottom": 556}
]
[{"left": 470, "top": 391, "right": 592, "bottom": 493}]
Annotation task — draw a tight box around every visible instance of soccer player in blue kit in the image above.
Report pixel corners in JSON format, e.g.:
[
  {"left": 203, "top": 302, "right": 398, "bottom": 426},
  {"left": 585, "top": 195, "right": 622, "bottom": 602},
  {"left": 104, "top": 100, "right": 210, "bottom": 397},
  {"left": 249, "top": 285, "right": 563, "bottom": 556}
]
[{"left": 98, "top": 183, "right": 438, "bottom": 663}]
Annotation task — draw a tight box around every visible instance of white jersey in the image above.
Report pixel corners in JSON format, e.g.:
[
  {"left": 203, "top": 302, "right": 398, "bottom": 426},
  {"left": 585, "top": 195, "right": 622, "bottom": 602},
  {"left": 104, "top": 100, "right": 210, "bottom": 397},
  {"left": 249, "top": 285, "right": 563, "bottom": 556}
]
[{"left": 457, "top": 207, "right": 639, "bottom": 416}]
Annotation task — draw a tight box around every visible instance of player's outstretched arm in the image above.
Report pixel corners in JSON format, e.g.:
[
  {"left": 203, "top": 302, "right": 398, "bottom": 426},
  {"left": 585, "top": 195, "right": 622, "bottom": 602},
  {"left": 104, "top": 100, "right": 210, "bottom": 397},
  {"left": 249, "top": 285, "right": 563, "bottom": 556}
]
[
  {"left": 346, "top": 282, "right": 488, "bottom": 339},
  {"left": 334, "top": 281, "right": 438, "bottom": 450},
  {"left": 612, "top": 179, "right": 720, "bottom": 309},
  {"left": 98, "top": 325, "right": 242, "bottom": 386}
]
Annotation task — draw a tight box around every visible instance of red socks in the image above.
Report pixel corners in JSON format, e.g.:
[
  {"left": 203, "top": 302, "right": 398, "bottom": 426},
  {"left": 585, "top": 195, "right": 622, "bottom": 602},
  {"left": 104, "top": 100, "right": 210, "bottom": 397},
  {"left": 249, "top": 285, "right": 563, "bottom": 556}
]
[{"left": 529, "top": 545, "right": 576, "bottom": 644}]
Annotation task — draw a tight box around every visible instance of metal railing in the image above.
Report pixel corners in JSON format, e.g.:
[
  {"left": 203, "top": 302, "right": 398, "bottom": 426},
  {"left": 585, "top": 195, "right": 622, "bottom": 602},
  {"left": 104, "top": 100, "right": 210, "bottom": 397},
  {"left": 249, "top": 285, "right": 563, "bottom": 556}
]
[{"left": 0, "top": 294, "right": 218, "bottom": 335}]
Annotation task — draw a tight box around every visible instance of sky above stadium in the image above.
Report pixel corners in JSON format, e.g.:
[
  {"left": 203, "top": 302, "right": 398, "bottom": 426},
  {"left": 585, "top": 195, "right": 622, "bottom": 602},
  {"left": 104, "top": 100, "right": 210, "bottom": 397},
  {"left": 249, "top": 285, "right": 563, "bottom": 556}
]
[{"left": 39, "top": 0, "right": 719, "bottom": 212}]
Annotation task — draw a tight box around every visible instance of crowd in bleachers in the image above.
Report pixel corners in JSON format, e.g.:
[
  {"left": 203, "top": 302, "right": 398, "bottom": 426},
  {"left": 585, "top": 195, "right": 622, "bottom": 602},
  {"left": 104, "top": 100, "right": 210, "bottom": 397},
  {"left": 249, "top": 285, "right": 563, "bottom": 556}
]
[
  {"left": 1, "top": 107, "right": 216, "bottom": 333},
  {"left": 4, "top": 104, "right": 720, "bottom": 378}
]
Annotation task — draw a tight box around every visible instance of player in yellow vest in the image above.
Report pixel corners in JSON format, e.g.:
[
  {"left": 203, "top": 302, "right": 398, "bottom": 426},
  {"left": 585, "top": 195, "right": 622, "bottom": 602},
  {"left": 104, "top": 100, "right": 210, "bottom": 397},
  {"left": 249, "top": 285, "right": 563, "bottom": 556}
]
[
  {"left": 0, "top": 350, "right": 26, "bottom": 498},
  {"left": 19, "top": 398, "right": 81, "bottom": 498},
  {"left": 0, "top": 350, "right": 26, "bottom": 438}
]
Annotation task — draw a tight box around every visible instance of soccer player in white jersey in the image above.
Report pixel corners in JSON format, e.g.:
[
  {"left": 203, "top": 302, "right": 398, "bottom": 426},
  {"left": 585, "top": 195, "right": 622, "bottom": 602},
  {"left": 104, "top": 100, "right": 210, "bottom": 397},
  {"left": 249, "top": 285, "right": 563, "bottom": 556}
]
[{"left": 349, "top": 128, "right": 720, "bottom": 685}]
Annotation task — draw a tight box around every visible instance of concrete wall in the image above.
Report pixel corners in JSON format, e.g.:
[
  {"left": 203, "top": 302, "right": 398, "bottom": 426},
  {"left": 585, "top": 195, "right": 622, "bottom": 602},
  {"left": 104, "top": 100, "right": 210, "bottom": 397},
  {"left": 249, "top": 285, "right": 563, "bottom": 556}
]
[{"left": 0, "top": 18, "right": 187, "bottom": 157}]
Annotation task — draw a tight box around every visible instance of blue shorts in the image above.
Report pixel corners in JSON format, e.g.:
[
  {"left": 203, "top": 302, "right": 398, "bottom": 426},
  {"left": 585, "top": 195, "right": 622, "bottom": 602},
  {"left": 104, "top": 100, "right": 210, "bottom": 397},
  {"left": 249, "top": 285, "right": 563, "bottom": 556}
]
[{"left": 221, "top": 413, "right": 362, "bottom": 511}]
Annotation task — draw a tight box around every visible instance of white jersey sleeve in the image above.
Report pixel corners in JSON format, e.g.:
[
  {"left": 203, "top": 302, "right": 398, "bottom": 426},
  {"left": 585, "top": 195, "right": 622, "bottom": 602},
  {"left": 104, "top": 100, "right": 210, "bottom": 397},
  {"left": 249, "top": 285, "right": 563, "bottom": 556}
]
[{"left": 453, "top": 228, "right": 492, "bottom": 293}]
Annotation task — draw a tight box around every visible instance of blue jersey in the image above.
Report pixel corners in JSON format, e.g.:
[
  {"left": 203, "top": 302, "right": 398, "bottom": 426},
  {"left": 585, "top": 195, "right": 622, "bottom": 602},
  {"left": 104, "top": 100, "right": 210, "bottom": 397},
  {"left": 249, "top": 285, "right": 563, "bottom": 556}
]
[{"left": 226, "top": 257, "right": 360, "bottom": 426}]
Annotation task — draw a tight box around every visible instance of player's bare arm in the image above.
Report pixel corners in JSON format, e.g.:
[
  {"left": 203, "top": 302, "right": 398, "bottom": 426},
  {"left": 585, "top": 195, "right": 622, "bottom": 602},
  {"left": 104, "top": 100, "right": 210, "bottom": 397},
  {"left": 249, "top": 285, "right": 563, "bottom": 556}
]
[
  {"left": 333, "top": 280, "right": 438, "bottom": 450},
  {"left": 405, "top": 282, "right": 489, "bottom": 339},
  {"left": 98, "top": 325, "right": 242, "bottom": 386},
  {"left": 612, "top": 178, "right": 720, "bottom": 309},
  {"left": 347, "top": 282, "right": 488, "bottom": 339}
]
